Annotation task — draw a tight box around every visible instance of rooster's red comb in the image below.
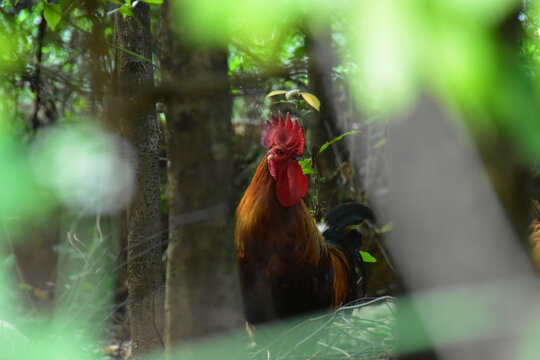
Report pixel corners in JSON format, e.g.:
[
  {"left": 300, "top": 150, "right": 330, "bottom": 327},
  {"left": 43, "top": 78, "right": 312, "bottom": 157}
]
[{"left": 261, "top": 113, "right": 305, "bottom": 155}]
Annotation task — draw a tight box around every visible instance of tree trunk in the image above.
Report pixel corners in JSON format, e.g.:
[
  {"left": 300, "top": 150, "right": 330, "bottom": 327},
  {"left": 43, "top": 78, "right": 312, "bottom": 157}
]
[
  {"left": 305, "top": 23, "right": 345, "bottom": 211},
  {"left": 160, "top": 0, "right": 243, "bottom": 350},
  {"left": 115, "top": 4, "right": 164, "bottom": 355}
]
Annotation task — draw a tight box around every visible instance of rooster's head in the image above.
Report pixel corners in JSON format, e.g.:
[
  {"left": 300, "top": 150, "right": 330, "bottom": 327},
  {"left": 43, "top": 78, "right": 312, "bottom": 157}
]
[{"left": 261, "top": 112, "right": 307, "bottom": 208}]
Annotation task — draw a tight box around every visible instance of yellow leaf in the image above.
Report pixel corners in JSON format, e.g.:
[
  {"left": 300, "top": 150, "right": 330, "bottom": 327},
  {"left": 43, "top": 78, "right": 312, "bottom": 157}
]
[
  {"left": 31, "top": 288, "right": 49, "bottom": 301},
  {"left": 266, "top": 90, "right": 287, "bottom": 98},
  {"left": 301, "top": 92, "right": 321, "bottom": 111}
]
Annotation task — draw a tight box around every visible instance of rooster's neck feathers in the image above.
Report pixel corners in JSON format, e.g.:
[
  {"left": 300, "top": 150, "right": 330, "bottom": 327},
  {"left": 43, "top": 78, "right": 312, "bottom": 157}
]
[{"left": 235, "top": 155, "right": 326, "bottom": 264}]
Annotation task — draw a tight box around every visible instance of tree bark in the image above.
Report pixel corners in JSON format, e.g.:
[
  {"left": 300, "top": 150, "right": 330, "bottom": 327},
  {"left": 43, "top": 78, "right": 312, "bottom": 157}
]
[
  {"left": 305, "top": 22, "right": 345, "bottom": 211},
  {"left": 115, "top": 4, "right": 164, "bottom": 355},
  {"left": 160, "top": 0, "right": 243, "bottom": 350}
]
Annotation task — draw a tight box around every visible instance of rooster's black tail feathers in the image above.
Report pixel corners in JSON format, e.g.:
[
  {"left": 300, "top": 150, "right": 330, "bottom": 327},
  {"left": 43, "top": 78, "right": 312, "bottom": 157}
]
[{"left": 320, "top": 203, "right": 375, "bottom": 300}]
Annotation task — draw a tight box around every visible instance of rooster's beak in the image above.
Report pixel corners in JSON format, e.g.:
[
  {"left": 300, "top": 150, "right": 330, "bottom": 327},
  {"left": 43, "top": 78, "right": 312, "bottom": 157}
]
[{"left": 292, "top": 155, "right": 304, "bottom": 161}]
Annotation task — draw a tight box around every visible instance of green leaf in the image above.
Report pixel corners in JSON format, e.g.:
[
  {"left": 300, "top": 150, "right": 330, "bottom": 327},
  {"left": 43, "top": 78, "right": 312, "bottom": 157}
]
[
  {"left": 319, "top": 130, "right": 361, "bottom": 154},
  {"left": 118, "top": 4, "right": 135, "bottom": 19},
  {"left": 104, "top": 27, "right": 113, "bottom": 38},
  {"left": 360, "top": 251, "right": 377, "bottom": 263},
  {"left": 266, "top": 90, "right": 287, "bottom": 98},
  {"left": 299, "top": 158, "right": 314, "bottom": 175},
  {"left": 373, "top": 138, "right": 387, "bottom": 149},
  {"left": 300, "top": 92, "right": 320, "bottom": 111},
  {"left": 139, "top": 0, "right": 163, "bottom": 3},
  {"left": 43, "top": 4, "right": 62, "bottom": 31},
  {"left": 229, "top": 53, "right": 242, "bottom": 72}
]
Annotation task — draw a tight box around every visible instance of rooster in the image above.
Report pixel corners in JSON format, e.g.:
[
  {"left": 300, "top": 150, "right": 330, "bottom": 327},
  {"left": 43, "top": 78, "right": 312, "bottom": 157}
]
[{"left": 235, "top": 113, "right": 374, "bottom": 324}]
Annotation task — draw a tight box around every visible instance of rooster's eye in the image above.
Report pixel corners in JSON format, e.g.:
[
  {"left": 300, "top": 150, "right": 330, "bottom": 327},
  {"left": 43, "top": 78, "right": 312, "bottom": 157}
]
[{"left": 276, "top": 150, "right": 283, "bottom": 156}]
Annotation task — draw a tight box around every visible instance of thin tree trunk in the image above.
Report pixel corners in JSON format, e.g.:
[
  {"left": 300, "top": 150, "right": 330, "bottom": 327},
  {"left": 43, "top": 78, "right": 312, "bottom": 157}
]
[
  {"left": 30, "top": 11, "right": 46, "bottom": 131},
  {"left": 305, "top": 22, "right": 345, "bottom": 211},
  {"left": 161, "top": 0, "right": 243, "bottom": 350},
  {"left": 115, "top": 4, "right": 164, "bottom": 355}
]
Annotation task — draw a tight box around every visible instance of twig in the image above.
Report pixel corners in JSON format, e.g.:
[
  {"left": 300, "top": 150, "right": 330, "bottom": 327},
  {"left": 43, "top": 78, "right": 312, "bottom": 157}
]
[
  {"left": 317, "top": 341, "right": 351, "bottom": 358},
  {"left": 152, "top": 290, "right": 164, "bottom": 348},
  {"left": 249, "top": 314, "right": 331, "bottom": 359},
  {"left": 366, "top": 221, "right": 397, "bottom": 275},
  {"left": 339, "top": 295, "right": 395, "bottom": 310},
  {"left": 29, "top": 10, "right": 47, "bottom": 131},
  {"left": 280, "top": 316, "right": 336, "bottom": 359}
]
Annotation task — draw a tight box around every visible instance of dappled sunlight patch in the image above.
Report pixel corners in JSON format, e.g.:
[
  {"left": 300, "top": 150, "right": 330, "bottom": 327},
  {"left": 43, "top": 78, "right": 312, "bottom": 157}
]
[{"left": 29, "top": 123, "right": 136, "bottom": 215}]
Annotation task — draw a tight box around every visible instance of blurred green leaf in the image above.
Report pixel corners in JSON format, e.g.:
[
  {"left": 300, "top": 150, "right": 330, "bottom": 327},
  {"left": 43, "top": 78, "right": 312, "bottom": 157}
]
[
  {"left": 353, "top": 1, "right": 422, "bottom": 110},
  {"left": 0, "top": 139, "right": 53, "bottom": 236},
  {"left": 229, "top": 53, "right": 243, "bottom": 73},
  {"left": 43, "top": 4, "right": 62, "bottom": 31},
  {"left": 172, "top": 0, "right": 295, "bottom": 45},
  {"left": 434, "top": 0, "right": 516, "bottom": 26},
  {"left": 0, "top": 320, "right": 29, "bottom": 352},
  {"left": 374, "top": 138, "right": 387, "bottom": 149},
  {"left": 378, "top": 222, "right": 393, "bottom": 234}
]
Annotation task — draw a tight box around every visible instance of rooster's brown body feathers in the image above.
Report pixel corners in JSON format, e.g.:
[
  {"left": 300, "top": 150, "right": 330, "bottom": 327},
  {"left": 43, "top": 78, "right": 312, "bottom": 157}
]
[{"left": 236, "top": 156, "right": 363, "bottom": 323}]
